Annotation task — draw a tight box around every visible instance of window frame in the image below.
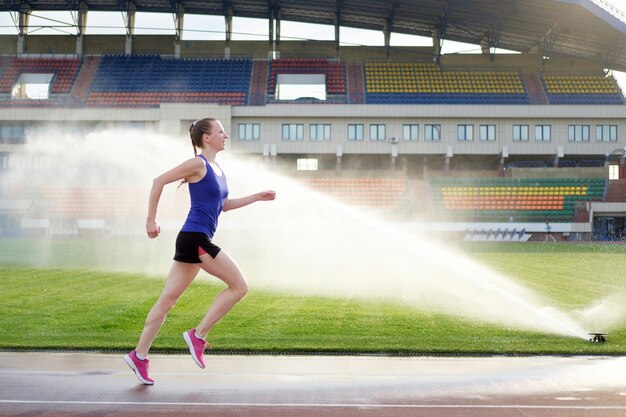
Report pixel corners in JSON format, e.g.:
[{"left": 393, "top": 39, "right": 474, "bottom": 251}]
[
  {"left": 596, "top": 124, "right": 617, "bottom": 142},
  {"left": 237, "top": 123, "right": 260, "bottom": 141},
  {"left": 535, "top": 124, "right": 551, "bottom": 142},
  {"left": 282, "top": 123, "right": 304, "bottom": 141},
  {"left": 424, "top": 124, "right": 441, "bottom": 141},
  {"left": 347, "top": 124, "right": 364, "bottom": 141},
  {"left": 369, "top": 124, "right": 386, "bottom": 142},
  {"left": 309, "top": 124, "right": 331, "bottom": 141},
  {"left": 457, "top": 124, "right": 474, "bottom": 141},
  {"left": 0, "top": 125, "right": 26, "bottom": 144},
  {"left": 512, "top": 124, "right": 529, "bottom": 141},
  {"left": 568, "top": 124, "right": 590, "bottom": 142},
  {"left": 479, "top": 124, "right": 496, "bottom": 141},
  {"left": 402, "top": 124, "right": 419, "bottom": 141}
]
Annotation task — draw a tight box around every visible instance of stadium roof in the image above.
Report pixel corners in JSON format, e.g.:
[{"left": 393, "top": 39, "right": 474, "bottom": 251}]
[{"left": 4, "top": 0, "right": 626, "bottom": 71}]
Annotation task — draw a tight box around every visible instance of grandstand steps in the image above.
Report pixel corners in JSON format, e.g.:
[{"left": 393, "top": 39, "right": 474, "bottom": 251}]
[
  {"left": 523, "top": 73, "right": 549, "bottom": 104},
  {"left": 250, "top": 60, "right": 268, "bottom": 105},
  {"left": 0, "top": 56, "right": 12, "bottom": 79},
  {"left": 70, "top": 56, "right": 100, "bottom": 105},
  {"left": 347, "top": 63, "right": 364, "bottom": 104},
  {"left": 605, "top": 179, "right": 626, "bottom": 202},
  {"left": 574, "top": 202, "right": 591, "bottom": 222}
]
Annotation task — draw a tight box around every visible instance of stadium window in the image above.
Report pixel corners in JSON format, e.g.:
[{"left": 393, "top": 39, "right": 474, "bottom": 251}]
[
  {"left": 425, "top": 124, "right": 441, "bottom": 141},
  {"left": 513, "top": 124, "right": 529, "bottom": 141},
  {"left": 0, "top": 125, "right": 25, "bottom": 144},
  {"left": 348, "top": 124, "right": 364, "bottom": 141},
  {"left": 402, "top": 124, "right": 419, "bottom": 141},
  {"left": 276, "top": 74, "right": 326, "bottom": 101},
  {"left": 297, "top": 158, "right": 318, "bottom": 171},
  {"left": 535, "top": 125, "right": 551, "bottom": 142},
  {"left": 310, "top": 124, "right": 331, "bottom": 141},
  {"left": 609, "top": 164, "right": 619, "bottom": 180},
  {"left": 457, "top": 124, "right": 473, "bottom": 141},
  {"left": 479, "top": 125, "right": 496, "bottom": 141},
  {"left": 12, "top": 74, "right": 53, "bottom": 100},
  {"left": 568, "top": 125, "right": 590, "bottom": 142},
  {"left": 238, "top": 123, "right": 260, "bottom": 141},
  {"left": 596, "top": 125, "right": 617, "bottom": 142},
  {"left": 282, "top": 124, "right": 304, "bottom": 141},
  {"left": 369, "top": 124, "right": 386, "bottom": 141}
]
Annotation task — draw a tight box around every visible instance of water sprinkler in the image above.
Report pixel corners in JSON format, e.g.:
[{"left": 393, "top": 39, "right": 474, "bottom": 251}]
[{"left": 588, "top": 333, "right": 608, "bottom": 343}]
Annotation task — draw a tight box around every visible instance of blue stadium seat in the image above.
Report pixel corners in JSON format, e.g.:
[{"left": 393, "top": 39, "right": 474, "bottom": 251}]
[{"left": 87, "top": 55, "right": 252, "bottom": 107}]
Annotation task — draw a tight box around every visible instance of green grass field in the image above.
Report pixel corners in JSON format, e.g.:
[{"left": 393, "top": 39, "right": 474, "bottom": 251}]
[{"left": 1, "top": 240, "right": 624, "bottom": 355}]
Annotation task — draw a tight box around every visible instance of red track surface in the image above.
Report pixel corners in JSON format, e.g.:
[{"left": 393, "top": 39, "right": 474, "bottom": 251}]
[{"left": 1, "top": 352, "right": 625, "bottom": 416}]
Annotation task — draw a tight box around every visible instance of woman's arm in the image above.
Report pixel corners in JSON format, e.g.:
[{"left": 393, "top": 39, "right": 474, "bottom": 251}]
[
  {"left": 222, "top": 190, "right": 276, "bottom": 212},
  {"left": 146, "top": 157, "right": 205, "bottom": 238}
]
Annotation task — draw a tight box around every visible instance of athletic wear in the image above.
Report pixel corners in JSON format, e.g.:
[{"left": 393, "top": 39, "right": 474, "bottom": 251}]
[
  {"left": 127, "top": 156, "right": 226, "bottom": 384},
  {"left": 183, "top": 328, "right": 209, "bottom": 369},
  {"left": 180, "top": 155, "right": 229, "bottom": 239},
  {"left": 174, "top": 231, "right": 221, "bottom": 263},
  {"left": 124, "top": 350, "right": 154, "bottom": 385},
  {"left": 175, "top": 154, "right": 228, "bottom": 264}
]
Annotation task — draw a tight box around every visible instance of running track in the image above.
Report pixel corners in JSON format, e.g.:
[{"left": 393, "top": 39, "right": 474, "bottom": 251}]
[{"left": 1, "top": 352, "right": 625, "bottom": 416}]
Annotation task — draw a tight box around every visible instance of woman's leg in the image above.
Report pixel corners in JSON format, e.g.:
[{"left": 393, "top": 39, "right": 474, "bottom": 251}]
[
  {"left": 194, "top": 250, "right": 249, "bottom": 339},
  {"left": 135, "top": 261, "right": 200, "bottom": 356}
]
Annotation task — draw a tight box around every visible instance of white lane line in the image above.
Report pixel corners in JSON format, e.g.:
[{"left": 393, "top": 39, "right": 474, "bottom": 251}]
[{"left": 1, "top": 400, "right": 625, "bottom": 410}]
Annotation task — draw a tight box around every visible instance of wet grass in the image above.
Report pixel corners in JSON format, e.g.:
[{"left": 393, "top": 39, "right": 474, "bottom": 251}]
[{"left": 0, "top": 241, "right": 624, "bottom": 355}]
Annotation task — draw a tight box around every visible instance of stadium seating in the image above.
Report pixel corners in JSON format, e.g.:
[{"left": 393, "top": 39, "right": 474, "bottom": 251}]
[
  {"left": 86, "top": 55, "right": 252, "bottom": 107},
  {"left": 38, "top": 186, "right": 186, "bottom": 220},
  {"left": 542, "top": 74, "right": 623, "bottom": 104},
  {"left": 85, "top": 91, "right": 247, "bottom": 107},
  {"left": 266, "top": 58, "right": 346, "bottom": 95},
  {"left": 0, "top": 55, "right": 623, "bottom": 107},
  {"left": 0, "top": 98, "right": 63, "bottom": 108},
  {"left": 429, "top": 177, "right": 605, "bottom": 222},
  {"left": 364, "top": 62, "right": 530, "bottom": 104},
  {"left": 0, "top": 57, "right": 81, "bottom": 95},
  {"left": 303, "top": 177, "right": 407, "bottom": 208}
]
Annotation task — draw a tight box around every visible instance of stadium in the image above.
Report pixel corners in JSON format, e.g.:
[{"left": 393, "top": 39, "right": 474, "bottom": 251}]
[
  {"left": 1, "top": 0, "right": 626, "bottom": 243},
  {"left": 1, "top": 4, "right": 626, "bottom": 414}
]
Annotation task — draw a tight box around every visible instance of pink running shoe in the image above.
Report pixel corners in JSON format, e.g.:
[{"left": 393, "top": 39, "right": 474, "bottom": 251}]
[
  {"left": 182, "top": 328, "right": 208, "bottom": 369},
  {"left": 124, "top": 350, "right": 154, "bottom": 385}
]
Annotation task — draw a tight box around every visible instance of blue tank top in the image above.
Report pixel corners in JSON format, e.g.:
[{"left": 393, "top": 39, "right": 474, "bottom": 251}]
[{"left": 180, "top": 154, "right": 229, "bottom": 238}]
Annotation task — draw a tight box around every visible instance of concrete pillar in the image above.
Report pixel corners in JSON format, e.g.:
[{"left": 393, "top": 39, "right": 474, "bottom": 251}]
[
  {"left": 17, "top": 9, "right": 30, "bottom": 54},
  {"left": 76, "top": 7, "right": 88, "bottom": 56}
]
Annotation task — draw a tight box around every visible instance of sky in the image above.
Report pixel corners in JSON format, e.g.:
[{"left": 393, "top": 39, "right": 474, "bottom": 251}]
[{"left": 1, "top": 0, "right": 626, "bottom": 89}]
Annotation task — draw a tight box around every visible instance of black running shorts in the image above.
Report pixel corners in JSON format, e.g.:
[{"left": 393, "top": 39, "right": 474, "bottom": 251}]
[{"left": 174, "top": 231, "right": 221, "bottom": 263}]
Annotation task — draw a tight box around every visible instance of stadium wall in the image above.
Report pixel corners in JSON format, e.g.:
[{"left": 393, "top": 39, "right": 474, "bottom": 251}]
[
  {"left": 231, "top": 104, "right": 626, "bottom": 159},
  {"left": 1, "top": 103, "right": 624, "bottom": 163}
]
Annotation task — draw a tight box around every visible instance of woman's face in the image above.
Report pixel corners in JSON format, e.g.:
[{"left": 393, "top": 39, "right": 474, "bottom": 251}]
[{"left": 206, "top": 120, "right": 228, "bottom": 152}]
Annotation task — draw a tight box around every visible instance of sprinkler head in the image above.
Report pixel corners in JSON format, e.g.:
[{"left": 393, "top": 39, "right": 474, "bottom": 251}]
[{"left": 588, "top": 333, "right": 607, "bottom": 343}]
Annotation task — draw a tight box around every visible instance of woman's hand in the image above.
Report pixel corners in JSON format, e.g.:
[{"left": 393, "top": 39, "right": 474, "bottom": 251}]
[
  {"left": 256, "top": 190, "right": 277, "bottom": 201},
  {"left": 146, "top": 220, "right": 161, "bottom": 239}
]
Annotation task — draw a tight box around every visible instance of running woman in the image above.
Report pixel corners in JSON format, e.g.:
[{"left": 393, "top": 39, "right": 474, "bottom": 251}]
[{"left": 124, "top": 118, "right": 276, "bottom": 385}]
